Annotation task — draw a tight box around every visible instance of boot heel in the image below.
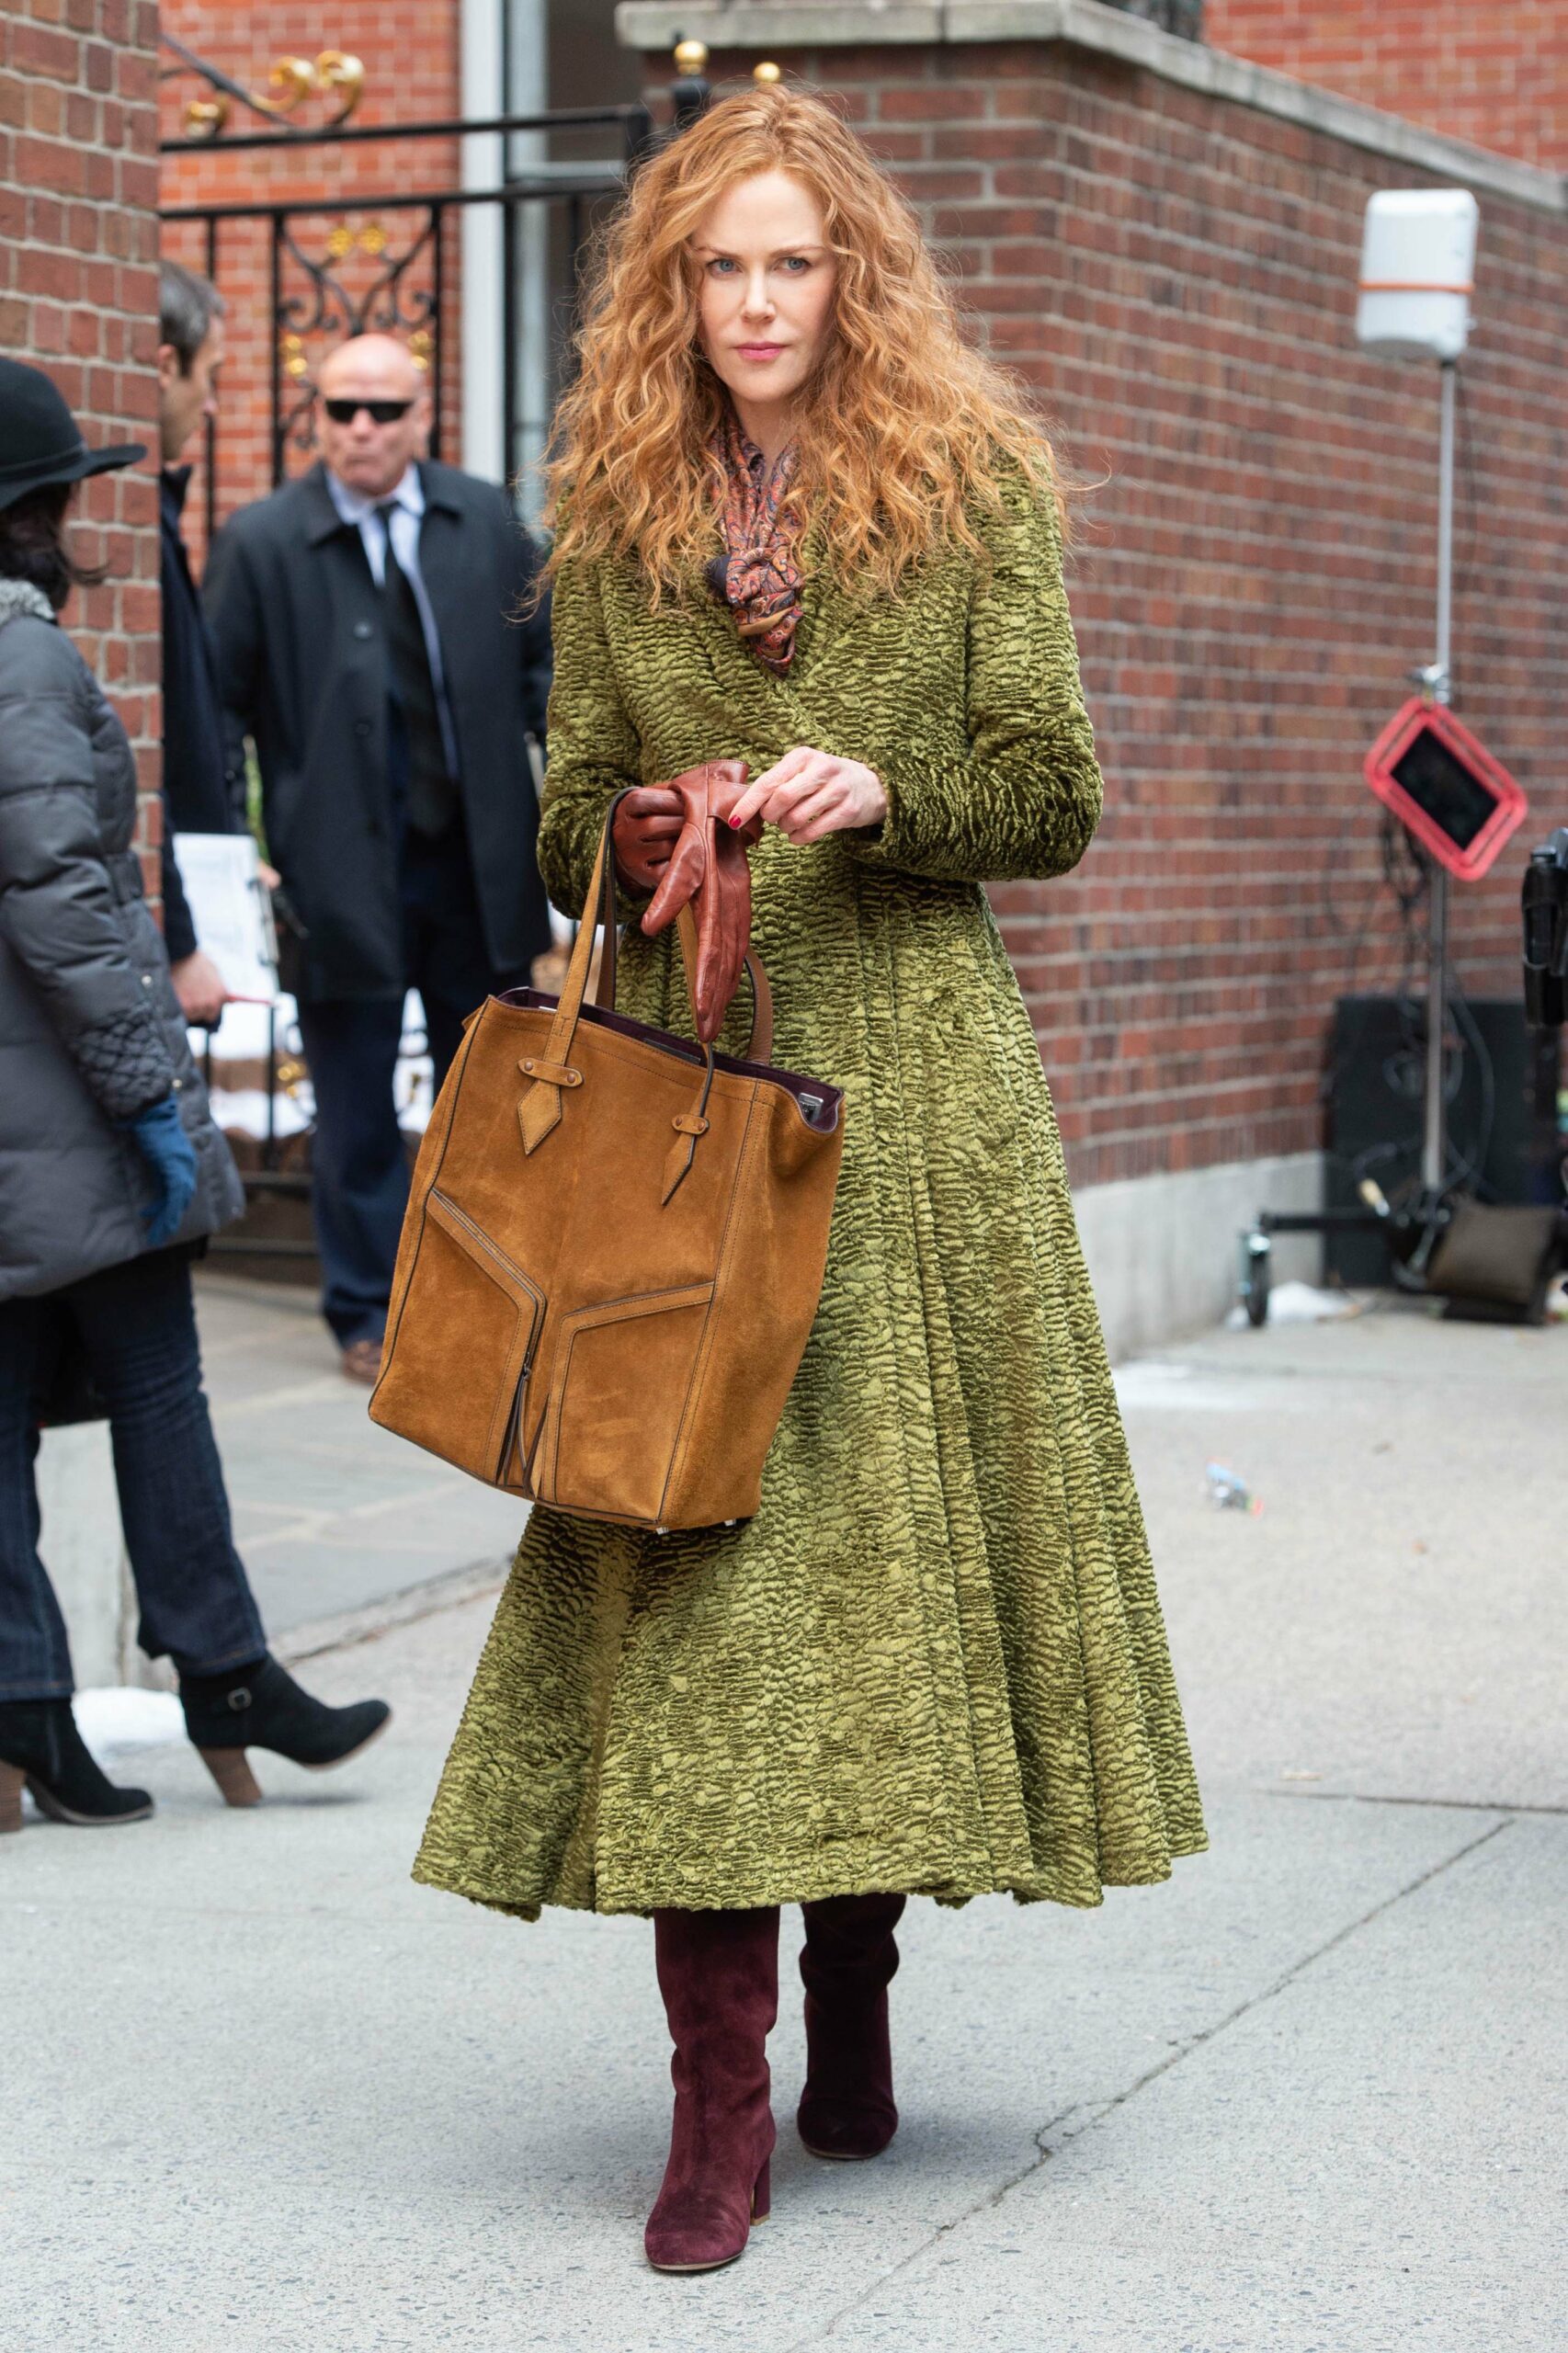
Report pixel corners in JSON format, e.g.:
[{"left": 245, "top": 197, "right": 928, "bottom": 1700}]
[
  {"left": 199, "top": 1746, "right": 262, "bottom": 1807},
  {"left": 751, "top": 2154, "right": 771, "bottom": 2223},
  {"left": 0, "top": 1759, "right": 24, "bottom": 1834}
]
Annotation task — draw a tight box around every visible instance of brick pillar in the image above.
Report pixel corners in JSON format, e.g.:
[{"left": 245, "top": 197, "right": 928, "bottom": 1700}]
[
  {"left": 0, "top": 0, "right": 164, "bottom": 900},
  {"left": 0, "top": 0, "right": 163, "bottom": 1692}
]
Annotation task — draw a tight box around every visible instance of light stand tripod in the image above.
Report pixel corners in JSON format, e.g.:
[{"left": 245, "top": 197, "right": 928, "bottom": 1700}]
[
  {"left": 1238, "top": 359, "right": 1466, "bottom": 1325},
  {"left": 1418, "top": 358, "right": 1458, "bottom": 1207}
]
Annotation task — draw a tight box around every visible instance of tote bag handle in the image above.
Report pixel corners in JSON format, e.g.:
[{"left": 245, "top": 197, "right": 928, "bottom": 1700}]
[{"left": 517, "top": 796, "right": 770, "bottom": 1195}]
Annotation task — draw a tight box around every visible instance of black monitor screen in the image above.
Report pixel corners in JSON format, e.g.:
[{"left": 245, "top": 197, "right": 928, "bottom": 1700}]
[{"left": 1390, "top": 728, "right": 1496, "bottom": 849}]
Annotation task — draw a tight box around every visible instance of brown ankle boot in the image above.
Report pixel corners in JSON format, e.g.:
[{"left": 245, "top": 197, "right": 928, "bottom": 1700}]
[
  {"left": 644, "top": 1904, "right": 779, "bottom": 2273},
  {"left": 797, "top": 1892, "right": 906, "bottom": 2160}
]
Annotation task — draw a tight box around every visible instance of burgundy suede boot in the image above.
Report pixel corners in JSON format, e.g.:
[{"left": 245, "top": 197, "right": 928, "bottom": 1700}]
[
  {"left": 797, "top": 1893, "right": 907, "bottom": 2161},
  {"left": 644, "top": 1904, "right": 779, "bottom": 2273}
]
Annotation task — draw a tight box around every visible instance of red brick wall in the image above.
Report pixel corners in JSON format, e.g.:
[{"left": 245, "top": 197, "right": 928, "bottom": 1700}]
[
  {"left": 1207, "top": 0, "right": 1568, "bottom": 172},
  {"left": 642, "top": 46, "right": 1562, "bottom": 1190},
  {"left": 159, "top": 4, "right": 462, "bottom": 563},
  {"left": 0, "top": 0, "right": 164, "bottom": 900}
]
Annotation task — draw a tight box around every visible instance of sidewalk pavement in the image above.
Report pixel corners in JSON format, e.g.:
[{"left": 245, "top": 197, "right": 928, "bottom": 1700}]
[
  {"left": 192, "top": 1270, "right": 524, "bottom": 1638},
  {"left": 6, "top": 1296, "right": 1564, "bottom": 2353}
]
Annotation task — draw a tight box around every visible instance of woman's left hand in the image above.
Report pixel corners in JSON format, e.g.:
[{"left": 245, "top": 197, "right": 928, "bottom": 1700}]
[{"left": 726, "top": 747, "right": 888, "bottom": 846}]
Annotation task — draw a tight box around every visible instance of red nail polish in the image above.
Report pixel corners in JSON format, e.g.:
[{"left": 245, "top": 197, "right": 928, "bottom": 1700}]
[{"left": 728, "top": 815, "right": 742, "bottom": 829}]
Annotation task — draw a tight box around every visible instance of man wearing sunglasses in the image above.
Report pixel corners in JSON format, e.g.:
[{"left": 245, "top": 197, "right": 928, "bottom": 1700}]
[{"left": 204, "top": 334, "right": 552, "bottom": 1381}]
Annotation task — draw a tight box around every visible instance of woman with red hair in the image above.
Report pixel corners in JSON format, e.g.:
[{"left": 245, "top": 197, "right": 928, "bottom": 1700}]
[{"left": 415, "top": 84, "right": 1205, "bottom": 2270}]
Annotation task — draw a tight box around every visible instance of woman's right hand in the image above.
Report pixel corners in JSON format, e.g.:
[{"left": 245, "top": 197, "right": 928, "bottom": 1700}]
[{"left": 611, "top": 787, "right": 684, "bottom": 896}]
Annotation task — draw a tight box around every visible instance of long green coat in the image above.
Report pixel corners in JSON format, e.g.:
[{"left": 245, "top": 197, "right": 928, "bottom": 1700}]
[{"left": 413, "top": 473, "right": 1206, "bottom": 1917}]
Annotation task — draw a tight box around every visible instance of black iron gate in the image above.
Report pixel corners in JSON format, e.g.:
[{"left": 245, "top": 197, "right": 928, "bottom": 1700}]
[
  {"left": 160, "top": 96, "right": 655, "bottom": 543},
  {"left": 155, "top": 50, "right": 689, "bottom": 1265}
]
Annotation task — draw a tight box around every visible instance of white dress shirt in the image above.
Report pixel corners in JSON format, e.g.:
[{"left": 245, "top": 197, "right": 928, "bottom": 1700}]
[{"left": 325, "top": 462, "right": 460, "bottom": 777}]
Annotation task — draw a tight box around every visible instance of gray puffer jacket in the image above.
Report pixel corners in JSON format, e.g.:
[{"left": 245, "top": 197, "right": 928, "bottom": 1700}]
[{"left": 0, "top": 580, "right": 243, "bottom": 1301}]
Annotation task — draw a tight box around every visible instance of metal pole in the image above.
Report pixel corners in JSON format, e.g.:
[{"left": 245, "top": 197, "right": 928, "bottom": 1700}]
[
  {"left": 502, "top": 194, "right": 517, "bottom": 486},
  {"left": 460, "top": 0, "right": 506, "bottom": 481},
  {"left": 1435, "top": 361, "right": 1455, "bottom": 696},
  {"left": 1421, "top": 359, "right": 1457, "bottom": 1193},
  {"left": 505, "top": 0, "right": 549, "bottom": 518}
]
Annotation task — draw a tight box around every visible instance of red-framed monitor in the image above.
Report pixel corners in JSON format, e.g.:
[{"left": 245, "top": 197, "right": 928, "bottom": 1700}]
[{"left": 1363, "top": 699, "right": 1528, "bottom": 881}]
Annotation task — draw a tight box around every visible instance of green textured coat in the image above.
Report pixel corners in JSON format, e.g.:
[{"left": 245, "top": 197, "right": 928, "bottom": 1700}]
[{"left": 414, "top": 475, "right": 1206, "bottom": 1917}]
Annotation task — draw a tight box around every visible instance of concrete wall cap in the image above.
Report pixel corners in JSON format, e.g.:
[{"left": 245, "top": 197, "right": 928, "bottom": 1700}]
[{"left": 616, "top": 0, "right": 1566, "bottom": 218}]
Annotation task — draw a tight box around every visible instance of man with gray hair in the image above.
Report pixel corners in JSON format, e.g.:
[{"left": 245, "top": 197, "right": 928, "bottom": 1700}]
[{"left": 157, "top": 259, "right": 235, "bottom": 1026}]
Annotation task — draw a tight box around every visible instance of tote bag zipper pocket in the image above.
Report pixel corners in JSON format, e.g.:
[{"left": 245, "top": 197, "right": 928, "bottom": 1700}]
[{"left": 426, "top": 1189, "right": 546, "bottom": 1488}]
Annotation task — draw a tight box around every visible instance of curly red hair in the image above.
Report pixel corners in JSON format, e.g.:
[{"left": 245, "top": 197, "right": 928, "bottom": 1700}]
[{"left": 541, "top": 82, "right": 1064, "bottom": 600}]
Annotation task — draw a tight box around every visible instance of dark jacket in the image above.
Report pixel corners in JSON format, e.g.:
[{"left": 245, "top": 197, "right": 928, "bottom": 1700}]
[
  {"left": 0, "top": 584, "right": 243, "bottom": 1302},
  {"left": 203, "top": 460, "right": 553, "bottom": 1003},
  {"left": 159, "top": 465, "right": 238, "bottom": 964}
]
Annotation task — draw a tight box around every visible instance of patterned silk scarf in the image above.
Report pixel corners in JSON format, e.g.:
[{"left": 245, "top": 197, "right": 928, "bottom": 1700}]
[{"left": 710, "top": 406, "right": 804, "bottom": 676}]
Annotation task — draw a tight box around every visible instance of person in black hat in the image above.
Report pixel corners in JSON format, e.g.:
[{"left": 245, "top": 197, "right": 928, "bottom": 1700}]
[
  {"left": 0, "top": 355, "right": 149, "bottom": 507},
  {"left": 0, "top": 358, "right": 391, "bottom": 1834}
]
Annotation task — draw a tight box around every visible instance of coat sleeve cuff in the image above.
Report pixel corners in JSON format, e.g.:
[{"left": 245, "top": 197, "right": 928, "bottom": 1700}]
[
  {"left": 839, "top": 741, "right": 1103, "bottom": 886},
  {"left": 68, "top": 1006, "right": 179, "bottom": 1122},
  {"left": 837, "top": 750, "right": 984, "bottom": 882}
]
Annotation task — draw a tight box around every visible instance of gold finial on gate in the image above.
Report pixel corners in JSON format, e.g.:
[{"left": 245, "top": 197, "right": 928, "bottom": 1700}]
[
  {"left": 269, "top": 56, "right": 316, "bottom": 108},
  {"left": 165, "top": 31, "right": 363, "bottom": 140},
  {"left": 673, "top": 39, "right": 710, "bottom": 75},
  {"left": 267, "top": 49, "right": 365, "bottom": 126},
  {"left": 753, "top": 61, "right": 782, "bottom": 85},
  {"left": 183, "top": 96, "right": 230, "bottom": 138},
  {"left": 314, "top": 51, "right": 365, "bottom": 118}
]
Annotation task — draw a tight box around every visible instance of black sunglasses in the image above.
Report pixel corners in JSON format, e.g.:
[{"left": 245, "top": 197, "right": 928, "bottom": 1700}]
[{"left": 322, "top": 398, "right": 415, "bottom": 426}]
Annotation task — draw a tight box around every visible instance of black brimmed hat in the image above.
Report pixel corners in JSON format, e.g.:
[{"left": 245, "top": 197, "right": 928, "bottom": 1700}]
[{"left": 0, "top": 358, "right": 146, "bottom": 513}]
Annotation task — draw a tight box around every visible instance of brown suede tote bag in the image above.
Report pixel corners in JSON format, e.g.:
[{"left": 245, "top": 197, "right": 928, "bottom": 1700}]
[{"left": 369, "top": 801, "right": 845, "bottom": 1530}]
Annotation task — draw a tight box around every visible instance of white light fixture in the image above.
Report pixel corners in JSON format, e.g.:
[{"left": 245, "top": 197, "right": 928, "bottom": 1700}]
[{"left": 1356, "top": 188, "right": 1479, "bottom": 361}]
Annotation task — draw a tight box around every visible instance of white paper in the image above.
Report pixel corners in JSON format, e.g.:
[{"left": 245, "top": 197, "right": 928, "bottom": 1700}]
[
  {"left": 172, "top": 832, "right": 278, "bottom": 1003},
  {"left": 188, "top": 989, "right": 436, "bottom": 1136}
]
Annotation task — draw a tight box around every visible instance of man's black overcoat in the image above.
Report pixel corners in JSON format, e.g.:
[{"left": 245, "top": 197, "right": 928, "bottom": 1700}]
[{"left": 203, "top": 460, "right": 552, "bottom": 1003}]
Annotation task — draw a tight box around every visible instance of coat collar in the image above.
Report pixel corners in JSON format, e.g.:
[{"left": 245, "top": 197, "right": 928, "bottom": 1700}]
[
  {"left": 0, "top": 578, "right": 55, "bottom": 627},
  {"left": 302, "top": 458, "right": 461, "bottom": 547},
  {"left": 161, "top": 464, "right": 192, "bottom": 524},
  {"left": 324, "top": 457, "right": 425, "bottom": 531}
]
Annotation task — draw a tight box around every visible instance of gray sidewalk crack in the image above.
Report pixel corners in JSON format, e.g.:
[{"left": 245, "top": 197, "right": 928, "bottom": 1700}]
[
  {"left": 792, "top": 1813, "right": 1513, "bottom": 2349},
  {"left": 1265, "top": 1787, "right": 1567, "bottom": 1816}
]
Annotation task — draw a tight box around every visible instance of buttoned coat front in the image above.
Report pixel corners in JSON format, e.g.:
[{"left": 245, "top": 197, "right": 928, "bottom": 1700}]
[
  {"left": 203, "top": 460, "right": 553, "bottom": 1002},
  {"left": 414, "top": 473, "right": 1207, "bottom": 1917}
]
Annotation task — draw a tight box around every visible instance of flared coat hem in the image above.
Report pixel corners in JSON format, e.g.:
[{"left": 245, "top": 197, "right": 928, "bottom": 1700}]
[{"left": 410, "top": 1828, "right": 1210, "bottom": 1924}]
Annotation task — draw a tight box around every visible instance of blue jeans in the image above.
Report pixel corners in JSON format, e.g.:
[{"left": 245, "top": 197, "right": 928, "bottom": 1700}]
[
  {"left": 294, "top": 995, "right": 410, "bottom": 1351},
  {"left": 0, "top": 1251, "right": 267, "bottom": 1701}
]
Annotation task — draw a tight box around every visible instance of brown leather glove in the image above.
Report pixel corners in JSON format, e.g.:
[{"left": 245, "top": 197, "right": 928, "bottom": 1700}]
[
  {"left": 639, "top": 758, "right": 759, "bottom": 1044},
  {"left": 610, "top": 786, "right": 686, "bottom": 898}
]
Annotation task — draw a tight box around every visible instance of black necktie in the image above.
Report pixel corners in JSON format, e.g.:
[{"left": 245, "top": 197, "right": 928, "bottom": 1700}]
[{"left": 377, "top": 501, "right": 457, "bottom": 838}]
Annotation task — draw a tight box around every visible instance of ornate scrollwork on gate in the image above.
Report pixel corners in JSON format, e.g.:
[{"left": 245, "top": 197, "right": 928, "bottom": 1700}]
[
  {"left": 273, "top": 213, "right": 442, "bottom": 468},
  {"left": 160, "top": 33, "right": 365, "bottom": 142}
]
